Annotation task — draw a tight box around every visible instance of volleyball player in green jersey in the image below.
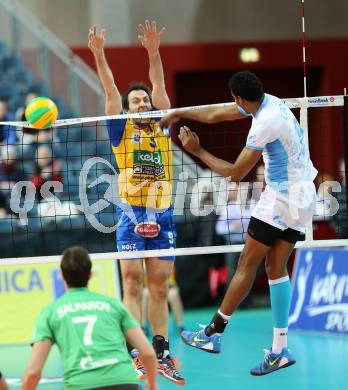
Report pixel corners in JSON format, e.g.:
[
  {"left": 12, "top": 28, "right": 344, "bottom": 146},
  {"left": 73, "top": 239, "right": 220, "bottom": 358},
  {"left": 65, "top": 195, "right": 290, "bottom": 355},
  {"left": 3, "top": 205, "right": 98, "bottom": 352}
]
[{"left": 22, "top": 247, "right": 159, "bottom": 390}]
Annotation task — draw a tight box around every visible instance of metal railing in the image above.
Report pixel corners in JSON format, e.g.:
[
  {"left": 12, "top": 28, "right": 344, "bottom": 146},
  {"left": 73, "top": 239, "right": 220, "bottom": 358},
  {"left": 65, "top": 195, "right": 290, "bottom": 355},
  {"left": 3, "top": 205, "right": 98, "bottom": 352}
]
[{"left": 0, "top": 0, "right": 104, "bottom": 116}]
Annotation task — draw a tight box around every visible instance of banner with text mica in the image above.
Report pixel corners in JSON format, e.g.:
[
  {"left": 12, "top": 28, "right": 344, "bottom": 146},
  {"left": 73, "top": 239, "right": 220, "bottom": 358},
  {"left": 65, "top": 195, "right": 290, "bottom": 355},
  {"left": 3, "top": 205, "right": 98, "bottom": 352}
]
[{"left": 0, "top": 258, "right": 120, "bottom": 344}]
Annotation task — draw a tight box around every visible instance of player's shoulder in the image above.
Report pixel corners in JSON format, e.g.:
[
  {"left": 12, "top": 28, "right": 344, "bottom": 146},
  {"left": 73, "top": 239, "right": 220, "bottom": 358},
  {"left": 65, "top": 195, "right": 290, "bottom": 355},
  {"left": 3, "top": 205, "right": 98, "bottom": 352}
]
[
  {"left": 86, "top": 290, "right": 124, "bottom": 309},
  {"left": 255, "top": 94, "right": 283, "bottom": 126},
  {"left": 258, "top": 94, "right": 279, "bottom": 115},
  {"left": 38, "top": 299, "right": 58, "bottom": 320}
]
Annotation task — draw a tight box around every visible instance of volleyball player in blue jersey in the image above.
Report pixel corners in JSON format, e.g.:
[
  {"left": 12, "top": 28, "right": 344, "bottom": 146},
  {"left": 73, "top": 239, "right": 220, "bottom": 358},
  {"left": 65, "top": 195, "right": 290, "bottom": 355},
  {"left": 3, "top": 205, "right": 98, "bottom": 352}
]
[{"left": 161, "top": 71, "right": 317, "bottom": 375}]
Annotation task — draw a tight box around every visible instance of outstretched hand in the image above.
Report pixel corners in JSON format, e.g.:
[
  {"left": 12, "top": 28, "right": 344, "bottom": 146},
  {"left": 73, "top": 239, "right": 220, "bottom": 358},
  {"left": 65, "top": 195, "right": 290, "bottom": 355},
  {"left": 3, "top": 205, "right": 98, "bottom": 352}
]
[
  {"left": 160, "top": 111, "right": 181, "bottom": 130},
  {"left": 178, "top": 126, "right": 202, "bottom": 156},
  {"left": 138, "top": 20, "right": 165, "bottom": 52},
  {"left": 88, "top": 25, "right": 106, "bottom": 55}
]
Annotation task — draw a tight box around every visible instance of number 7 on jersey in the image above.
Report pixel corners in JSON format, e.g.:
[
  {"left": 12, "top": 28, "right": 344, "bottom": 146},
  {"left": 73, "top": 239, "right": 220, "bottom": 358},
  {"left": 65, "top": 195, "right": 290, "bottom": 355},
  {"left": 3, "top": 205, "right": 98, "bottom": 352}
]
[{"left": 72, "top": 315, "right": 97, "bottom": 346}]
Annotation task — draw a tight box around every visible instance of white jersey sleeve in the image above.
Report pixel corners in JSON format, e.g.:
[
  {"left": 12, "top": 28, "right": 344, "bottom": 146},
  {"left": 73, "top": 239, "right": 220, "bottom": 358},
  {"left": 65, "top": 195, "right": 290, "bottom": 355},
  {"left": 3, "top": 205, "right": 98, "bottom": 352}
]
[{"left": 245, "top": 120, "right": 277, "bottom": 151}]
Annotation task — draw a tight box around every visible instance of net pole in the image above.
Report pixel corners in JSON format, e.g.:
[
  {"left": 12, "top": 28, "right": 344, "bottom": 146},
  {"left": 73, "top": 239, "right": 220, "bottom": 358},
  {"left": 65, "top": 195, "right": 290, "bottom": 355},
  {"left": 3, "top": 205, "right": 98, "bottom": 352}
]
[
  {"left": 300, "top": 106, "right": 313, "bottom": 242},
  {"left": 301, "top": 0, "right": 307, "bottom": 97},
  {"left": 300, "top": 0, "right": 312, "bottom": 241}
]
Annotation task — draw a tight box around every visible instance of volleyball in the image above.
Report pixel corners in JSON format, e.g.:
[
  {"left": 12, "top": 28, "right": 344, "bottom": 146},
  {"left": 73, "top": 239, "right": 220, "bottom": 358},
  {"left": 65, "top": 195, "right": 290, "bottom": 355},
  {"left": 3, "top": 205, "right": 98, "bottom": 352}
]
[{"left": 25, "top": 97, "right": 59, "bottom": 129}]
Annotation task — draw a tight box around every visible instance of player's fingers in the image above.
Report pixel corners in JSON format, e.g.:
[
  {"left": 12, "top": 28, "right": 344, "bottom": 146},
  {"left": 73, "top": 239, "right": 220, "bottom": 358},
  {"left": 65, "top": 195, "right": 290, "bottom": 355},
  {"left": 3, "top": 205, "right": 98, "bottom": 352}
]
[
  {"left": 183, "top": 126, "right": 192, "bottom": 136},
  {"left": 152, "top": 20, "right": 156, "bottom": 32},
  {"left": 138, "top": 24, "right": 145, "bottom": 35},
  {"left": 145, "top": 19, "right": 151, "bottom": 31},
  {"left": 179, "top": 127, "right": 187, "bottom": 137},
  {"left": 158, "top": 27, "right": 166, "bottom": 36}
]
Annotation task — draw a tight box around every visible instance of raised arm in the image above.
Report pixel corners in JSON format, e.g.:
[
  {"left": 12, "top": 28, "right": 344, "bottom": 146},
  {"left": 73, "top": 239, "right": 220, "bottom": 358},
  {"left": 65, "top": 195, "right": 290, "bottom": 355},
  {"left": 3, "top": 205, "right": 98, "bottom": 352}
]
[
  {"left": 88, "top": 25, "right": 122, "bottom": 115},
  {"left": 160, "top": 104, "right": 246, "bottom": 128},
  {"left": 138, "top": 20, "right": 170, "bottom": 110}
]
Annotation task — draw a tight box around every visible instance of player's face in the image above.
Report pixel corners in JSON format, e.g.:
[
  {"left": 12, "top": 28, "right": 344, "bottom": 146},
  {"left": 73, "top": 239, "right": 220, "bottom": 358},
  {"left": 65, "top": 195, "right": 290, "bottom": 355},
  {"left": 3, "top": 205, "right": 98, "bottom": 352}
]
[
  {"left": 232, "top": 93, "right": 244, "bottom": 109},
  {"left": 232, "top": 93, "right": 248, "bottom": 113},
  {"left": 126, "top": 90, "right": 152, "bottom": 126},
  {"left": 127, "top": 90, "right": 152, "bottom": 113}
]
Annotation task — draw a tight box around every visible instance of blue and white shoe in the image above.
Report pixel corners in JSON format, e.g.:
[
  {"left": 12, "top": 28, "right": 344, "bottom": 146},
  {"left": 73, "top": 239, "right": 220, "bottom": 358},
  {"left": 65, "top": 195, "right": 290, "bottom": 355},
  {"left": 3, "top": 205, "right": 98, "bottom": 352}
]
[
  {"left": 250, "top": 348, "right": 296, "bottom": 376},
  {"left": 181, "top": 325, "right": 221, "bottom": 354}
]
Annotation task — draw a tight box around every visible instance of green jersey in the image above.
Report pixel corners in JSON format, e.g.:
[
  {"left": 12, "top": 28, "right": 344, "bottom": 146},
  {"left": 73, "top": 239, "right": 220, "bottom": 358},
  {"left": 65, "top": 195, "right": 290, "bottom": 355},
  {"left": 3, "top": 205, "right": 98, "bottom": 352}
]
[{"left": 32, "top": 288, "right": 139, "bottom": 389}]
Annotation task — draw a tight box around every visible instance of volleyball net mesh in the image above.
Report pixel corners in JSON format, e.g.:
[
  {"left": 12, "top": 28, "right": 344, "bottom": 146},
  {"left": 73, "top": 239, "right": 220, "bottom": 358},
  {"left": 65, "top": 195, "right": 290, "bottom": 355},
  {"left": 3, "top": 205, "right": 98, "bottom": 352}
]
[{"left": 0, "top": 95, "right": 347, "bottom": 263}]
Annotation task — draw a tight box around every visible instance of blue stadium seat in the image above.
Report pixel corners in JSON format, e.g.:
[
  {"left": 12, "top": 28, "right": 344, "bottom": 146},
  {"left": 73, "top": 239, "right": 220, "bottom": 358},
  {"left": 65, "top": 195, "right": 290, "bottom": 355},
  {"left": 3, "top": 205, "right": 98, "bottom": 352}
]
[
  {"left": 15, "top": 69, "right": 34, "bottom": 94},
  {"left": 69, "top": 215, "right": 87, "bottom": 228},
  {"left": 55, "top": 127, "right": 68, "bottom": 143},
  {"left": 60, "top": 142, "right": 81, "bottom": 158},
  {"left": 0, "top": 219, "right": 13, "bottom": 233},
  {"left": 0, "top": 55, "right": 22, "bottom": 72},
  {"left": 65, "top": 126, "right": 83, "bottom": 142},
  {"left": 15, "top": 68, "right": 33, "bottom": 84},
  {"left": 8, "top": 95, "right": 24, "bottom": 112},
  {"left": 81, "top": 140, "right": 97, "bottom": 156},
  {"left": 27, "top": 82, "right": 49, "bottom": 96},
  {"left": 0, "top": 42, "right": 10, "bottom": 61},
  {"left": 96, "top": 141, "right": 111, "bottom": 156},
  {"left": 97, "top": 211, "right": 116, "bottom": 227},
  {"left": 0, "top": 83, "right": 18, "bottom": 100}
]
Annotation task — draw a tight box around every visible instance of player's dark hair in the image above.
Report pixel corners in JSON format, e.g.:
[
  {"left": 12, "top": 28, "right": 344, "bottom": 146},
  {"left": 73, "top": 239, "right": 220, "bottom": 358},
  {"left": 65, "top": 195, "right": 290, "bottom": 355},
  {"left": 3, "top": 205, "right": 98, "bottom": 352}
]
[
  {"left": 61, "top": 246, "right": 92, "bottom": 288},
  {"left": 122, "top": 82, "right": 153, "bottom": 110},
  {"left": 228, "top": 71, "right": 264, "bottom": 102}
]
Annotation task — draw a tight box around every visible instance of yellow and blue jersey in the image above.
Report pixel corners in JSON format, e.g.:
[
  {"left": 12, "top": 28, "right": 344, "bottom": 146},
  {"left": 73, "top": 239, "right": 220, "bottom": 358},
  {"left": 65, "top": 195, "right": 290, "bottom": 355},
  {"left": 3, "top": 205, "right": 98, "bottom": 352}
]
[{"left": 106, "top": 116, "right": 173, "bottom": 209}]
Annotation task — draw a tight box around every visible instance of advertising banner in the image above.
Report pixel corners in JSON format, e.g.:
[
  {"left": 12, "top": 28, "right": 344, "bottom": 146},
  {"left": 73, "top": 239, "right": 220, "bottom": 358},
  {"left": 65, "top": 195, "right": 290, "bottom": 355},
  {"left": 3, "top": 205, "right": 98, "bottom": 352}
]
[
  {"left": 289, "top": 248, "right": 348, "bottom": 334},
  {"left": 0, "top": 258, "right": 120, "bottom": 344}
]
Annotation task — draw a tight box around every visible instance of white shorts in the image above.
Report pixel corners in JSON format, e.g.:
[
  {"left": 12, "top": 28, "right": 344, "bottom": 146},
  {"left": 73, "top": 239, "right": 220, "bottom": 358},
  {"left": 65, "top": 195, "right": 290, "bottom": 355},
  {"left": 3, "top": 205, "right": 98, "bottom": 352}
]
[{"left": 252, "top": 183, "right": 316, "bottom": 233}]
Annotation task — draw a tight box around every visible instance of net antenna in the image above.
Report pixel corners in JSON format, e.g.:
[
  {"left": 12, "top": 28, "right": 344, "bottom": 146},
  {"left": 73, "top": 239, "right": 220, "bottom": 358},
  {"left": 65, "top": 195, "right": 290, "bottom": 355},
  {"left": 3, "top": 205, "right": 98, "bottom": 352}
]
[
  {"left": 299, "top": 0, "right": 313, "bottom": 242},
  {"left": 301, "top": 0, "right": 307, "bottom": 98}
]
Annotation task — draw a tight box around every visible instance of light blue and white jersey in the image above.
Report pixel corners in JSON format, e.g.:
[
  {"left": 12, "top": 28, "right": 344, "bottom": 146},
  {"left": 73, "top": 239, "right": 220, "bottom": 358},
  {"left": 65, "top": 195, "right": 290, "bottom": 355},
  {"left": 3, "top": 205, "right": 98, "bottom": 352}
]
[{"left": 240, "top": 94, "right": 318, "bottom": 194}]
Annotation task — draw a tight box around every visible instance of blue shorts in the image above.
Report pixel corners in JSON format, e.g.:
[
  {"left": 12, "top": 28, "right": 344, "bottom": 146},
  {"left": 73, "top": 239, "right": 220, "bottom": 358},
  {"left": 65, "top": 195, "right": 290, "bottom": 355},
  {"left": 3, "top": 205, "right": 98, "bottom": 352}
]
[{"left": 116, "top": 204, "right": 176, "bottom": 260}]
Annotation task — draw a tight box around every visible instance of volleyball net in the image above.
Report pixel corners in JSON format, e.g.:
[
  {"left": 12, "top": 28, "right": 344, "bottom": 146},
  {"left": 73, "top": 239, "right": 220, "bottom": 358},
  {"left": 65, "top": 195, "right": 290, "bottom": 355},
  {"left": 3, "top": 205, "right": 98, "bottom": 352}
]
[{"left": 0, "top": 95, "right": 347, "bottom": 264}]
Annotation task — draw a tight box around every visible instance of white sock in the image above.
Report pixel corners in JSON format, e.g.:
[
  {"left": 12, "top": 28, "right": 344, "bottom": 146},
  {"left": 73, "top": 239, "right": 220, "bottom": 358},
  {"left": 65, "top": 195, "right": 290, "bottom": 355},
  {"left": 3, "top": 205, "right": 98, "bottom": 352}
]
[
  {"left": 163, "top": 349, "right": 170, "bottom": 358},
  {"left": 272, "top": 328, "right": 288, "bottom": 354},
  {"left": 218, "top": 309, "right": 231, "bottom": 321}
]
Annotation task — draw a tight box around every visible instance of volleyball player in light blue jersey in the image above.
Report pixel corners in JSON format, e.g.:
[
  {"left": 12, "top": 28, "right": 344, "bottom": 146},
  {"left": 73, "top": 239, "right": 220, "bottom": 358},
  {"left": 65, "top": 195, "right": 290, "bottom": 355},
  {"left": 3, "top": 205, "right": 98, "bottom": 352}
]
[{"left": 161, "top": 71, "right": 317, "bottom": 376}]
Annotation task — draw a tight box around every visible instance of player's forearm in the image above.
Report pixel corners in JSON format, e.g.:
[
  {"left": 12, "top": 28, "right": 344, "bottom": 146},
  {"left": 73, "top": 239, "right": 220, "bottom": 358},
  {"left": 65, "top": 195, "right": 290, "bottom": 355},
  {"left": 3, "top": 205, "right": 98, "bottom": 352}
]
[
  {"left": 147, "top": 50, "right": 165, "bottom": 89},
  {"left": 176, "top": 104, "right": 244, "bottom": 124},
  {"left": 147, "top": 50, "right": 170, "bottom": 109},
  {"left": 176, "top": 107, "right": 226, "bottom": 124},
  {"left": 196, "top": 148, "right": 240, "bottom": 181},
  {"left": 140, "top": 352, "right": 158, "bottom": 387},
  {"left": 94, "top": 51, "right": 121, "bottom": 99},
  {"left": 21, "top": 372, "right": 40, "bottom": 390}
]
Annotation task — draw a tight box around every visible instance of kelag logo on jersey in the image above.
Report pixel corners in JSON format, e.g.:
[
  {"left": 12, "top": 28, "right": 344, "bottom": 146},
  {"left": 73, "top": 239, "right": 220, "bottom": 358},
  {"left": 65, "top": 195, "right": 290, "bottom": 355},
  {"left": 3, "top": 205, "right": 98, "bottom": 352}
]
[
  {"left": 134, "top": 150, "right": 163, "bottom": 165},
  {"left": 133, "top": 150, "right": 164, "bottom": 176},
  {"left": 289, "top": 249, "right": 348, "bottom": 334}
]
